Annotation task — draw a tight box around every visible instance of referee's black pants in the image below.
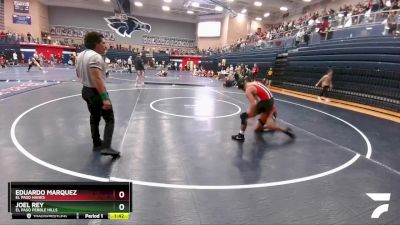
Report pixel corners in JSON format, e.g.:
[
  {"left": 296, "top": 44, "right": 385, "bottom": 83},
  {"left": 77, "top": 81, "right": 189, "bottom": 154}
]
[
  {"left": 128, "top": 64, "right": 132, "bottom": 73},
  {"left": 82, "top": 86, "right": 114, "bottom": 148}
]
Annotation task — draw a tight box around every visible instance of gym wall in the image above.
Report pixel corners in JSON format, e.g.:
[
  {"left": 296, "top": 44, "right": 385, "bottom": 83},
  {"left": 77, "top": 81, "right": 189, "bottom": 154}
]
[
  {"left": 3, "top": 0, "right": 49, "bottom": 39},
  {"left": 197, "top": 14, "right": 263, "bottom": 50},
  {"left": 48, "top": 6, "right": 196, "bottom": 46}
]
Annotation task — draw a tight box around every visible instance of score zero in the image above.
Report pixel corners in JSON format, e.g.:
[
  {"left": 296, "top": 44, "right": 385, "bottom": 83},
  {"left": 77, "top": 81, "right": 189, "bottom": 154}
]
[{"left": 117, "top": 191, "right": 125, "bottom": 199}]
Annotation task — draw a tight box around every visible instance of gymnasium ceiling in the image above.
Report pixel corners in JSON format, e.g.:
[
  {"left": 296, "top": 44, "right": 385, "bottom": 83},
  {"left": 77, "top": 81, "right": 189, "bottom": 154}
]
[{"left": 40, "top": 0, "right": 323, "bottom": 23}]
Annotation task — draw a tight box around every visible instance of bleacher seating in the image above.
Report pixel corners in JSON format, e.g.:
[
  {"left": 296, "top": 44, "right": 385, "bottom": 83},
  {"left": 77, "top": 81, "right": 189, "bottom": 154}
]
[
  {"left": 105, "top": 49, "right": 136, "bottom": 61},
  {"left": 202, "top": 48, "right": 280, "bottom": 75},
  {"left": 0, "top": 44, "right": 20, "bottom": 59},
  {"left": 153, "top": 52, "right": 170, "bottom": 64},
  {"left": 272, "top": 36, "right": 400, "bottom": 112}
]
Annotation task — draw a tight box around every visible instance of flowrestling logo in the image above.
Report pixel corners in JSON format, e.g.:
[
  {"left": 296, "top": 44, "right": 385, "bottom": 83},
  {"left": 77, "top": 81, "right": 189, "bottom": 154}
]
[
  {"left": 366, "top": 193, "right": 391, "bottom": 219},
  {"left": 104, "top": 15, "right": 151, "bottom": 38}
]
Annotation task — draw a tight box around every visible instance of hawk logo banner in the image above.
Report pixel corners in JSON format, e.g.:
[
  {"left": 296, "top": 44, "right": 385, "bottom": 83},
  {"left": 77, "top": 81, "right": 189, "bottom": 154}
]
[{"left": 104, "top": 15, "right": 151, "bottom": 38}]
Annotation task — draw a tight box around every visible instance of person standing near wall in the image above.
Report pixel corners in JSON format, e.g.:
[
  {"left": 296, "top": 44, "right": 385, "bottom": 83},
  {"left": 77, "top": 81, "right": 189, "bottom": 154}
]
[
  {"left": 50, "top": 54, "right": 55, "bottom": 66},
  {"left": 315, "top": 69, "right": 334, "bottom": 102},
  {"left": 70, "top": 53, "right": 77, "bottom": 66},
  {"left": 76, "top": 32, "right": 120, "bottom": 158},
  {"left": 13, "top": 52, "right": 18, "bottom": 65},
  {"left": 266, "top": 67, "right": 273, "bottom": 88},
  {"left": 252, "top": 63, "right": 259, "bottom": 81},
  {"left": 127, "top": 56, "right": 133, "bottom": 73},
  {"left": 134, "top": 53, "right": 145, "bottom": 87}
]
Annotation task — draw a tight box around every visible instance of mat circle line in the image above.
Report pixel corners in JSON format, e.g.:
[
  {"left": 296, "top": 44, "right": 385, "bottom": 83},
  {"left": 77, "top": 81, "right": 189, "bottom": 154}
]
[
  {"left": 10, "top": 88, "right": 370, "bottom": 189},
  {"left": 150, "top": 96, "right": 241, "bottom": 119}
]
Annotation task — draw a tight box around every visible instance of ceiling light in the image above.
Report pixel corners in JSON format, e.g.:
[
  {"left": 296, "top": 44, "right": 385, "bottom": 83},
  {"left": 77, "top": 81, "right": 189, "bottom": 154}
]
[
  {"left": 303, "top": 0, "right": 311, "bottom": 2},
  {"left": 187, "top": 10, "right": 194, "bottom": 14},
  {"left": 191, "top": 2, "right": 200, "bottom": 7},
  {"left": 241, "top": 9, "right": 247, "bottom": 14},
  {"left": 215, "top": 6, "right": 223, "bottom": 11},
  {"left": 102, "top": 0, "right": 110, "bottom": 2},
  {"left": 134, "top": 1, "right": 143, "bottom": 7},
  {"left": 164, "top": 0, "right": 172, "bottom": 2},
  {"left": 255, "top": 17, "right": 262, "bottom": 21},
  {"left": 280, "top": 6, "right": 288, "bottom": 11},
  {"left": 227, "top": 0, "right": 234, "bottom": 2},
  {"left": 264, "top": 12, "right": 270, "bottom": 17},
  {"left": 254, "top": 1, "right": 262, "bottom": 7},
  {"left": 162, "top": 5, "right": 170, "bottom": 11}
]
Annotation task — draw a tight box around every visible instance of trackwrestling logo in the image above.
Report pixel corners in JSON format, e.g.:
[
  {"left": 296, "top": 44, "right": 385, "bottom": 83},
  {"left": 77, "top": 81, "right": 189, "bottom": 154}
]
[{"left": 104, "top": 15, "right": 151, "bottom": 37}]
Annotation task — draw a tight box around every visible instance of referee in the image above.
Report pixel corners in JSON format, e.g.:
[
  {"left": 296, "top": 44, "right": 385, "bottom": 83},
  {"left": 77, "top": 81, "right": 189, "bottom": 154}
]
[{"left": 76, "top": 32, "right": 120, "bottom": 158}]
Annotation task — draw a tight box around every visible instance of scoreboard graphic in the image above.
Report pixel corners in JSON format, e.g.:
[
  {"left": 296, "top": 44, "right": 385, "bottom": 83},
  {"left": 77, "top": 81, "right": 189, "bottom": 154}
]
[{"left": 8, "top": 182, "right": 132, "bottom": 220}]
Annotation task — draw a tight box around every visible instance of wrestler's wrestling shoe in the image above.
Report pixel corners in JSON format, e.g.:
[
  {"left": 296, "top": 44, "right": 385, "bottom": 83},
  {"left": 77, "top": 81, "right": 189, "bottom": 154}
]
[{"left": 283, "top": 128, "right": 295, "bottom": 139}]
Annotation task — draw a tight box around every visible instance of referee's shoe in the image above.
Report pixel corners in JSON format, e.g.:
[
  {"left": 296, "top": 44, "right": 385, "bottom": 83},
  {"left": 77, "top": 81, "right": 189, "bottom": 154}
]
[{"left": 101, "top": 148, "right": 120, "bottom": 158}]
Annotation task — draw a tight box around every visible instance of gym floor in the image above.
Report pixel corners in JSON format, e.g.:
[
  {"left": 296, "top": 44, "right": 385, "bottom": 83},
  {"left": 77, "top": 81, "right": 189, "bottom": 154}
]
[{"left": 0, "top": 66, "right": 399, "bottom": 225}]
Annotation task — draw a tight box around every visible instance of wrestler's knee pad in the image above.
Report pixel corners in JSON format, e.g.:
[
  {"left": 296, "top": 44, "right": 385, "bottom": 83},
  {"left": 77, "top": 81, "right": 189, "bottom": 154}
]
[{"left": 240, "top": 112, "right": 248, "bottom": 125}]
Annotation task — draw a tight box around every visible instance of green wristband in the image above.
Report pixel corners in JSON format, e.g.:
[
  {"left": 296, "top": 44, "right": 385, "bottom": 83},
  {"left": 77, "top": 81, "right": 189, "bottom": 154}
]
[{"left": 100, "top": 92, "right": 110, "bottom": 101}]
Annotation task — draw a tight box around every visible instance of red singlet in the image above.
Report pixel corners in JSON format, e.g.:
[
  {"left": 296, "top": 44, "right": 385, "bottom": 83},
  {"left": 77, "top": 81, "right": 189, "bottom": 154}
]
[{"left": 250, "top": 82, "right": 273, "bottom": 101}]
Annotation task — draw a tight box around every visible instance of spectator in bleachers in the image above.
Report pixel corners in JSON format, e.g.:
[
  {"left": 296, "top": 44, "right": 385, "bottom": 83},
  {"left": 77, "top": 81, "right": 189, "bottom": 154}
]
[
  {"left": 295, "top": 29, "right": 305, "bottom": 46},
  {"left": 27, "top": 32, "right": 32, "bottom": 42},
  {"left": 0, "top": 31, "right": 5, "bottom": 40},
  {"left": 391, "top": 0, "right": 399, "bottom": 9},
  {"left": 252, "top": 63, "right": 259, "bottom": 81},
  {"left": 193, "top": 66, "right": 202, "bottom": 76},
  {"left": 319, "top": 17, "right": 332, "bottom": 40},
  {"left": 223, "top": 73, "right": 236, "bottom": 87},
  {"left": 387, "top": 10, "right": 398, "bottom": 34},
  {"left": 304, "top": 29, "right": 311, "bottom": 45},
  {"left": 315, "top": 69, "right": 334, "bottom": 101}
]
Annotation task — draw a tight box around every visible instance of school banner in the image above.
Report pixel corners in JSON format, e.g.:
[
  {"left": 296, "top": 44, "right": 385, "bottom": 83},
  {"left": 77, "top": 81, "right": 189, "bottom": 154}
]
[
  {"left": 143, "top": 35, "right": 195, "bottom": 48},
  {"left": 14, "top": 1, "right": 29, "bottom": 13},
  {"left": 50, "top": 25, "right": 116, "bottom": 42},
  {"left": 12, "top": 15, "right": 31, "bottom": 25}
]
